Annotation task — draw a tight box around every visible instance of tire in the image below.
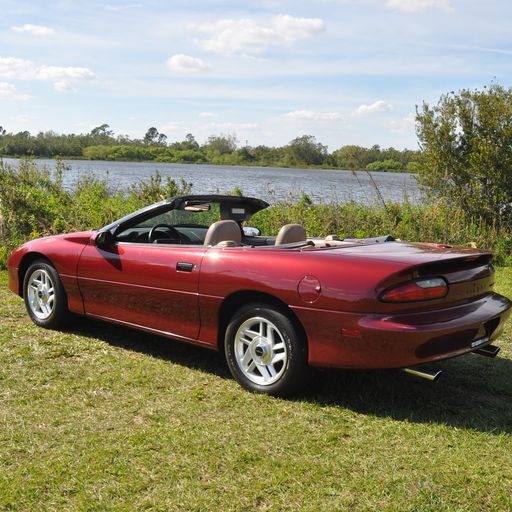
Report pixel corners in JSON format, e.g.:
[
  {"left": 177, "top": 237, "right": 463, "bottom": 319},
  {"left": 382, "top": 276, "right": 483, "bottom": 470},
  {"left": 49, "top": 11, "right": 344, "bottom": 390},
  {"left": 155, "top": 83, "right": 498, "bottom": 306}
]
[
  {"left": 224, "top": 303, "right": 308, "bottom": 396},
  {"left": 23, "top": 260, "right": 70, "bottom": 329}
]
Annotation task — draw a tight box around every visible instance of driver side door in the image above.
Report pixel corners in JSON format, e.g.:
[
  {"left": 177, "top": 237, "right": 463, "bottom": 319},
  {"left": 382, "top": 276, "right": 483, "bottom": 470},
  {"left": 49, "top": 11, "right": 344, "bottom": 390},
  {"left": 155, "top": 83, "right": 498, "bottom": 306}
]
[{"left": 77, "top": 210, "right": 208, "bottom": 341}]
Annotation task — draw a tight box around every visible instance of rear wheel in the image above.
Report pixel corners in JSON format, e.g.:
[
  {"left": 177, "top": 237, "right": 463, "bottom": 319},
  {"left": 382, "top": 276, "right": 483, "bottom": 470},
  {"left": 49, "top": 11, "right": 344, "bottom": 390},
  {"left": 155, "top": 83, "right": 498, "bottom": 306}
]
[
  {"left": 224, "top": 303, "right": 308, "bottom": 396},
  {"left": 23, "top": 261, "right": 70, "bottom": 328}
]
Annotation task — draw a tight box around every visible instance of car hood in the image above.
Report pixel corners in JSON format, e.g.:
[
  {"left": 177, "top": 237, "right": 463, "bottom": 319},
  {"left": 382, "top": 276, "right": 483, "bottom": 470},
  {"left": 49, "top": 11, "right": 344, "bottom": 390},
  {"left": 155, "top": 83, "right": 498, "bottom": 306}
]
[
  {"left": 33, "top": 230, "right": 95, "bottom": 245},
  {"left": 13, "top": 231, "right": 95, "bottom": 255}
]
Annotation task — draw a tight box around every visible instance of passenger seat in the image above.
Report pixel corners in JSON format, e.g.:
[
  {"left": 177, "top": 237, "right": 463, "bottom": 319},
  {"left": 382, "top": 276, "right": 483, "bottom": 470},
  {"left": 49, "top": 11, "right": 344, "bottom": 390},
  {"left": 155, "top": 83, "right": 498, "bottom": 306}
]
[{"left": 275, "top": 224, "right": 307, "bottom": 245}]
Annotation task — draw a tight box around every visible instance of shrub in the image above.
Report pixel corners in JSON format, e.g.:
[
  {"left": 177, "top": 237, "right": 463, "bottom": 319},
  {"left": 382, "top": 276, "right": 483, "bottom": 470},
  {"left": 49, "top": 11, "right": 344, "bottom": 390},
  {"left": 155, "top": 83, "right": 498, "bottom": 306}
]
[
  {"left": 416, "top": 83, "right": 512, "bottom": 230},
  {"left": 365, "top": 159, "right": 403, "bottom": 172}
]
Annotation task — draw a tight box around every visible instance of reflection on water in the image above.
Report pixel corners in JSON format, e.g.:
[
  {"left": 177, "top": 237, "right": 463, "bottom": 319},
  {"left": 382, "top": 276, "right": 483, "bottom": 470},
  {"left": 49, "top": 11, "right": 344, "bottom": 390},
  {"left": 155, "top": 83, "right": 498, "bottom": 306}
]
[{"left": 3, "top": 158, "right": 421, "bottom": 204}]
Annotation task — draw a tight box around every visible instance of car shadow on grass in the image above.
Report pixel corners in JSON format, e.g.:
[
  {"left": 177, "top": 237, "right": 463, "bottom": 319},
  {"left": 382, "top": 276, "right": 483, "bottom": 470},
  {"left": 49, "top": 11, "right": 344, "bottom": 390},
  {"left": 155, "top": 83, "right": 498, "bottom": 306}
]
[
  {"left": 306, "top": 355, "right": 512, "bottom": 434},
  {"left": 68, "top": 317, "right": 512, "bottom": 434},
  {"left": 70, "top": 316, "right": 231, "bottom": 379}
]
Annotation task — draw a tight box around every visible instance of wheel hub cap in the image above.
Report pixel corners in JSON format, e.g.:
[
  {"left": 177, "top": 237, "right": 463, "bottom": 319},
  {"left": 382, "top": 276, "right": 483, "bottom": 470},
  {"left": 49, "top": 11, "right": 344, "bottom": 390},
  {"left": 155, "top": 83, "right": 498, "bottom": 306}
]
[
  {"left": 252, "top": 338, "right": 272, "bottom": 364},
  {"left": 27, "top": 269, "right": 55, "bottom": 320},
  {"left": 234, "top": 316, "right": 288, "bottom": 386}
]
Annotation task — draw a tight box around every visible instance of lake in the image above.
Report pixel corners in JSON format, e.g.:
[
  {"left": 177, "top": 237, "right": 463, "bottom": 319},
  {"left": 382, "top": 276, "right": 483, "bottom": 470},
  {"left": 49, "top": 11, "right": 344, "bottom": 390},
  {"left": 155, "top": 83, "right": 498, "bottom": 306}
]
[{"left": 3, "top": 158, "right": 421, "bottom": 204}]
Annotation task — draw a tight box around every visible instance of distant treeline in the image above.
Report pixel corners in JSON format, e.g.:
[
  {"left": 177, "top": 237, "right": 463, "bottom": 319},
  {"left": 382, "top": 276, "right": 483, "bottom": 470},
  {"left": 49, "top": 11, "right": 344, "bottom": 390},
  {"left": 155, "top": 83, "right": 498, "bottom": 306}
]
[{"left": 0, "top": 124, "right": 419, "bottom": 171}]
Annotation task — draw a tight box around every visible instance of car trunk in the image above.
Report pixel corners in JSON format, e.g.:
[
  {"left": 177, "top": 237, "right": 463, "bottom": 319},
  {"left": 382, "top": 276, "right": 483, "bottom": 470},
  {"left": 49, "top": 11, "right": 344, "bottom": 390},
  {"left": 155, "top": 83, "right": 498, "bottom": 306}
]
[{"left": 341, "top": 242, "right": 496, "bottom": 314}]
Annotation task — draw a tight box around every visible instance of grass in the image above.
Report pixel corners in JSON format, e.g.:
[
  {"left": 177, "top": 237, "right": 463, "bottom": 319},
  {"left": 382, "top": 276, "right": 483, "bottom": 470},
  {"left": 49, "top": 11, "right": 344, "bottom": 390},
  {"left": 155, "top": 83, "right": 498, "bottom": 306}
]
[{"left": 1, "top": 269, "right": 511, "bottom": 511}]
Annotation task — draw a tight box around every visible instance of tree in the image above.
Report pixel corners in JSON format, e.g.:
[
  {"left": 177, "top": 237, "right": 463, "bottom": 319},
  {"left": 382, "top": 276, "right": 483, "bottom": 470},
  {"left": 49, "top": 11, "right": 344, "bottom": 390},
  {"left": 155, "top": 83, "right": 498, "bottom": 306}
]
[
  {"left": 90, "top": 124, "right": 114, "bottom": 138},
  {"left": 144, "top": 127, "right": 159, "bottom": 145},
  {"left": 170, "top": 133, "right": 199, "bottom": 151},
  {"left": 143, "top": 127, "right": 167, "bottom": 146},
  {"left": 286, "top": 135, "right": 327, "bottom": 166},
  {"left": 205, "top": 134, "right": 238, "bottom": 155},
  {"left": 236, "top": 146, "right": 255, "bottom": 162},
  {"left": 184, "top": 133, "right": 199, "bottom": 150},
  {"left": 332, "top": 145, "right": 369, "bottom": 170},
  {"left": 416, "top": 84, "right": 512, "bottom": 227}
]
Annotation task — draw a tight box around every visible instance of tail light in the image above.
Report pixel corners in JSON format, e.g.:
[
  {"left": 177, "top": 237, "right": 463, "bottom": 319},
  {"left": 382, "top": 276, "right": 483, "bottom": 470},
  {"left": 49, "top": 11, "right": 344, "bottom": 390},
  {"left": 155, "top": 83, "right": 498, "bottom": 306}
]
[{"left": 380, "top": 277, "right": 448, "bottom": 303}]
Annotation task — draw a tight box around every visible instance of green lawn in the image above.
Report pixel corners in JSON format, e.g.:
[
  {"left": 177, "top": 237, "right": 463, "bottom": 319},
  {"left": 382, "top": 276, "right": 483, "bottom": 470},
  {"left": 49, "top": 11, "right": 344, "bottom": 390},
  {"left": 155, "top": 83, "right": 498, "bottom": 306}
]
[{"left": 1, "top": 269, "right": 511, "bottom": 511}]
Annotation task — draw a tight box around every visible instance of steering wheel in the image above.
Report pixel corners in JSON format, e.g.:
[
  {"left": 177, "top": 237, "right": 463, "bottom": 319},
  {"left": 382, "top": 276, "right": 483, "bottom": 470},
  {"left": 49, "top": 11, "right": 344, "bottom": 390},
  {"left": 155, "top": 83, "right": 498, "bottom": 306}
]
[{"left": 148, "top": 224, "right": 182, "bottom": 243}]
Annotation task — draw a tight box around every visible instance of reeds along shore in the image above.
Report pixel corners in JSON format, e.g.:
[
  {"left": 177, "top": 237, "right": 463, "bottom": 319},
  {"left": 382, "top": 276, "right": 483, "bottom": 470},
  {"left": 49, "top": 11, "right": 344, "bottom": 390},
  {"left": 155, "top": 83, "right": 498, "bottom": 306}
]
[{"left": 0, "top": 159, "right": 510, "bottom": 267}]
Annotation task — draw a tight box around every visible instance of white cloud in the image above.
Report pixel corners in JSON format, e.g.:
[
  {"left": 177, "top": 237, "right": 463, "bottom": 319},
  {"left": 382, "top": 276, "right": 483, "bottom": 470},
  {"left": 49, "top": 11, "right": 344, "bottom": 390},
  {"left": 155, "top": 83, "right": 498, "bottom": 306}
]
[
  {"left": 273, "top": 14, "right": 326, "bottom": 44},
  {"left": 11, "top": 24, "right": 55, "bottom": 36},
  {"left": 0, "top": 57, "right": 36, "bottom": 80},
  {"left": 388, "top": 115, "right": 415, "bottom": 133},
  {"left": 166, "top": 54, "right": 210, "bottom": 73},
  {"left": 196, "top": 14, "right": 325, "bottom": 55},
  {"left": 0, "top": 57, "right": 95, "bottom": 90},
  {"left": 0, "top": 82, "right": 16, "bottom": 96},
  {"left": 354, "top": 100, "right": 393, "bottom": 116},
  {"left": 105, "top": 3, "right": 142, "bottom": 12},
  {"left": 54, "top": 80, "right": 74, "bottom": 92},
  {"left": 285, "top": 110, "right": 341, "bottom": 121},
  {"left": 385, "top": 0, "right": 452, "bottom": 12},
  {"left": 38, "top": 66, "right": 96, "bottom": 81},
  {"left": 0, "top": 82, "right": 31, "bottom": 101},
  {"left": 199, "top": 112, "right": 216, "bottom": 118}
]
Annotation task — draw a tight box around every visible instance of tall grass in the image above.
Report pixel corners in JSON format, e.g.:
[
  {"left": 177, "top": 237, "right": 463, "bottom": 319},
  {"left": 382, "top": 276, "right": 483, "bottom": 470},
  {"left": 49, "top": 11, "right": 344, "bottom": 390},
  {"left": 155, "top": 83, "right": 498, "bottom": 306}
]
[{"left": 1, "top": 159, "right": 511, "bottom": 267}]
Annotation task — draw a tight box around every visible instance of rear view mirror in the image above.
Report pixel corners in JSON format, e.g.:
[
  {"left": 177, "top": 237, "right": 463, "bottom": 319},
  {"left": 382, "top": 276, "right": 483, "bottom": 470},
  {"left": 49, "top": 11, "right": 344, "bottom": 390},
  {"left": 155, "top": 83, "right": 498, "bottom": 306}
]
[{"left": 184, "top": 202, "right": 211, "bottom": 212}]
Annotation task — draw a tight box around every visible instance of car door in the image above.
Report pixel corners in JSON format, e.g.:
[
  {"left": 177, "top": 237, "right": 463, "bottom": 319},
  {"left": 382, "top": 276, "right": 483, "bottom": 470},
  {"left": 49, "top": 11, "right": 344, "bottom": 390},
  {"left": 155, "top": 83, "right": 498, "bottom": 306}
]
[{"left": 77, "top": 241, "right": 206, "bottom": 340}]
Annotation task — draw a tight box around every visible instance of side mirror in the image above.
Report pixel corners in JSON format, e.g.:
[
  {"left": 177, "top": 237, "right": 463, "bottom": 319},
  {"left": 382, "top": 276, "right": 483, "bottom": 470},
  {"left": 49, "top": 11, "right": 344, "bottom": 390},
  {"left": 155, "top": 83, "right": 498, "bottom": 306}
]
[
  {"left": 94, "top": 230, "right": 115, "bottom": 249},
  {"left": 243, "top": 226, "right": 261, "bottom": 237}
]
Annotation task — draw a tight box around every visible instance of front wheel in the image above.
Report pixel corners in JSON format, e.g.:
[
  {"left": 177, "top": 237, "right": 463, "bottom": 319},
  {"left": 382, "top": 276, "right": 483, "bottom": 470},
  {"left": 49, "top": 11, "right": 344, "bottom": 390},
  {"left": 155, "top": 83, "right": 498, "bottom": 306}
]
[
  {"left": 23, "top": 261, "right": 70, "bottom": 328},
  {"left": 224, "top": 303, "right": 308, "bottom": 396}
]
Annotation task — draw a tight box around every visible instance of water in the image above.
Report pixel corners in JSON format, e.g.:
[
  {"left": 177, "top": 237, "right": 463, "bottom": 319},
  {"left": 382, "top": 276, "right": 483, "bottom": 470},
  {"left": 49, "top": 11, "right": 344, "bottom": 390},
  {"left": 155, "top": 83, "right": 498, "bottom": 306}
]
[{"left": 3, "top": 158, "right": 421, "bottom": 204}]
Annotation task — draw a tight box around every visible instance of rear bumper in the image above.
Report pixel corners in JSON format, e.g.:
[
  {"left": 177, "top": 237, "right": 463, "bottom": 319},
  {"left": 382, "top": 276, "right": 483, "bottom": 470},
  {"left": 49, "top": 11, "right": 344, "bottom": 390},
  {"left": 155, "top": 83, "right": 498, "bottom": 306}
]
[{"left": 293, "top": 293, "right": 511, "bottom": 369}]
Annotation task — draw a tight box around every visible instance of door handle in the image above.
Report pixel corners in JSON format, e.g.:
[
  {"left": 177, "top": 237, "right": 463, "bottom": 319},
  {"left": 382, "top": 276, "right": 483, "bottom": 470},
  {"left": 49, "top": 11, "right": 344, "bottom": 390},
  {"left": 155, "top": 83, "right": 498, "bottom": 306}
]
[{"left": 176, "top": 262, "right": 195, "bottom": 272}]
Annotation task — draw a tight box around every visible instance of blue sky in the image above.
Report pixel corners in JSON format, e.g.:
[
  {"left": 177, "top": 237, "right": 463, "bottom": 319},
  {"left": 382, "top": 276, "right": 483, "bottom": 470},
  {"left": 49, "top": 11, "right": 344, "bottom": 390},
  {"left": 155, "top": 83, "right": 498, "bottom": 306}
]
[{"left": 1, "top": 0, "right": 511, "bottom": 150}]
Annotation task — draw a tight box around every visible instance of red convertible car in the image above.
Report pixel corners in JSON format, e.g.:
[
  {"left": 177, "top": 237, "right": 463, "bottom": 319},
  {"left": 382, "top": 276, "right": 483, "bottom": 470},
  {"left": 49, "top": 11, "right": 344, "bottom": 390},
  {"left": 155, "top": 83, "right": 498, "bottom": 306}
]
[{"left": 7, "top": 194, "right": 511, "bottom": 395}]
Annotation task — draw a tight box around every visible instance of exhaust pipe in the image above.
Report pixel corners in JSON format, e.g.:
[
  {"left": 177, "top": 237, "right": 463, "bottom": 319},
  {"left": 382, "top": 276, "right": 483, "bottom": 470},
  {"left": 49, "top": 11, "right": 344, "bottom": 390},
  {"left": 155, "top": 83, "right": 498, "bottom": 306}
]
[
  {"left": 402, "top": 367, "right": 443, "bottom": 382},
  {"left": 473, "top": 344, "right": 500, "bottom": 358}
]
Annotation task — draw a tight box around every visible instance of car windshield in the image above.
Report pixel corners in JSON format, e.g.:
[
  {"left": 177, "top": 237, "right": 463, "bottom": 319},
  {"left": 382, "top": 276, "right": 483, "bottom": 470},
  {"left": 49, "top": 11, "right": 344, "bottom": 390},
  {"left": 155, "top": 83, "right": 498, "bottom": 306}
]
[
  {"left": 135, "top": 203, "right": 220, "bottom": 228},
  {"left": 114, "top": 203, "right": 222, "bottom": 245}
]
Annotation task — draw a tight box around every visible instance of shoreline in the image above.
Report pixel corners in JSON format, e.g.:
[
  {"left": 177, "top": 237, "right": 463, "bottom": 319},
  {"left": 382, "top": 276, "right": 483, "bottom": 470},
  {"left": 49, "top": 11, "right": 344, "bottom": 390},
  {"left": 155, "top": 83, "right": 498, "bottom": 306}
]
[{"left": 0, "top": 155, "right": 408, "bottom": 173}]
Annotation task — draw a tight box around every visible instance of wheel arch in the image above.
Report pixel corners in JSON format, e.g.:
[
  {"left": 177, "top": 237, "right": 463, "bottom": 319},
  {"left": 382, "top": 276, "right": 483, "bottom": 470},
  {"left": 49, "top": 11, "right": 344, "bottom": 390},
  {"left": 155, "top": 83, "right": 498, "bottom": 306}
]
[
  {"left": 217, "top": 290, "right": 308, "bottom": 354},
  {"left": 17, "top": 252, "right": 53, "bottom": 297}
]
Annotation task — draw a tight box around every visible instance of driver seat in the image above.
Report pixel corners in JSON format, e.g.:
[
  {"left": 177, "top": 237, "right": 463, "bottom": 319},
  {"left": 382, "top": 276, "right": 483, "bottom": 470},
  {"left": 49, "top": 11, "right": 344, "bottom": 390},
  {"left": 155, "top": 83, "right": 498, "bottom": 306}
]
[{"left": 204, "top": 220, "right": 241, "bottom": 246}]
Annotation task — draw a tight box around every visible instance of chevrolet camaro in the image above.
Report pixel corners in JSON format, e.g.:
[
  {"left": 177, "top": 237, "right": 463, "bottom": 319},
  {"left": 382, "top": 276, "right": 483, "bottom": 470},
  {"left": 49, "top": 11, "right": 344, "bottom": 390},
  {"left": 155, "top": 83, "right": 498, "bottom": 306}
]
[{"left": 7, "top": 195, "right": 511, "bottom": 395}]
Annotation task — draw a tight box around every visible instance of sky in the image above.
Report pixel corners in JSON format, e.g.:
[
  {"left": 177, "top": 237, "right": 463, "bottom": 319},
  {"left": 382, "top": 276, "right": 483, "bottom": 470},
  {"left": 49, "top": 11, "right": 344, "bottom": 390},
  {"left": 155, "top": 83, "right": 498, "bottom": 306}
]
[{"left": 1, "top": 0, "right": 511, "bottom": 151}]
